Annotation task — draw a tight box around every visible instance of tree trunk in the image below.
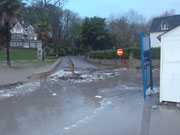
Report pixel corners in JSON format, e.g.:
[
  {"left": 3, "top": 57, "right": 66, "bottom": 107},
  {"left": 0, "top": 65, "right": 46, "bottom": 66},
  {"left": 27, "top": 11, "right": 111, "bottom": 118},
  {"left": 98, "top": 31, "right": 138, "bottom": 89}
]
[
  {"left": 6, "top": 40, "right": 11, "bottom": 66},
  {"left": 88, "top": 42, "right": 94, "bottom": 51},
  {"left": 88, "top": 43, "right": 92, "bottom": 51},
  {"left": 42, "top": 41, "right": 45, "bottom": 61},
  {"left": 5, "top": 21, "right": 11, "bottom": 67}
]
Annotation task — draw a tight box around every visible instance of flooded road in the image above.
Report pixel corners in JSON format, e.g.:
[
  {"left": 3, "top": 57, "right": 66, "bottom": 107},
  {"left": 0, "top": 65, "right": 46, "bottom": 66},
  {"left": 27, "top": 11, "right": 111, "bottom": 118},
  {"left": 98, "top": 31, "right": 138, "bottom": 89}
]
[{"left": 0, "top": 56, "right": 180, "bottom": 135}]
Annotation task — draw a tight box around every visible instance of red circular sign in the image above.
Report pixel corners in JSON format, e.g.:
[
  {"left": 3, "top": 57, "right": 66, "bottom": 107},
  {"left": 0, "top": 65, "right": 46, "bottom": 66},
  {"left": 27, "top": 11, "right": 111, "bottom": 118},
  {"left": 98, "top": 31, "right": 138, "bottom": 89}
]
[{"left": 117, "top": 49, "right": 123, "bottom": 56}]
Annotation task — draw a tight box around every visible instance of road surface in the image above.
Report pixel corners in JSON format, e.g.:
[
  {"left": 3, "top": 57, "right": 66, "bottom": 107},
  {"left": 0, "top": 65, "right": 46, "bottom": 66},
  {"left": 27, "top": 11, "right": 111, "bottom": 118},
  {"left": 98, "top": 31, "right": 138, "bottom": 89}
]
[{"left": 0, "top": 56, "right": 180, "bottom": 135}]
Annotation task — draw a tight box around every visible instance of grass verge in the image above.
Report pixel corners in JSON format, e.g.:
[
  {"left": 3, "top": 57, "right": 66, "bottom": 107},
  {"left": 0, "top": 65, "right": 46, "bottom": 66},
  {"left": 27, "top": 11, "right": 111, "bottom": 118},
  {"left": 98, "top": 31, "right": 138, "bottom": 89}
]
[{"left": 0, "top": 47, "right": 56, "bottom": 61}]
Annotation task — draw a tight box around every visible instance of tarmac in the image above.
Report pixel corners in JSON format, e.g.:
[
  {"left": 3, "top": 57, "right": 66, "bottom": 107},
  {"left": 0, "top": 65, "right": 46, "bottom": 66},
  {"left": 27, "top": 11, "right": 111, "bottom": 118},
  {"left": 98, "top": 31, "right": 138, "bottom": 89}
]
[
  {"left": 0, "top": 57, "right": 180, "bottom": 135},
  {"left": 0, "top": 59, "right": 61, "bottom": 86}
]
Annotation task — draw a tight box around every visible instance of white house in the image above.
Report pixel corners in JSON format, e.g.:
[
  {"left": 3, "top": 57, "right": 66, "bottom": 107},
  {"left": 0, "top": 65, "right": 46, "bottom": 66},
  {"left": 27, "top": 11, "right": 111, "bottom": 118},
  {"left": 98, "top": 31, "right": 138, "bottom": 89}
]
[
  {"left": 10, "top": 21, "right": 42, "bottom": 48},
  {"left": 159, "top": 25, "right": 180, "bottom": 103},
  {"left": 150, "top": 14, "right": 180, "bottom": 48}
]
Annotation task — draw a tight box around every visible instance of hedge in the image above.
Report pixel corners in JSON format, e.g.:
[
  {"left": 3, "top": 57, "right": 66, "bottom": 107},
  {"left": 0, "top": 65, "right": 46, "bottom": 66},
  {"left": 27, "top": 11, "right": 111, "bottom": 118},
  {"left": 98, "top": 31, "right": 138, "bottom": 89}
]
[
  {"left": 58, "top": 48, "right": 66, "bottom": 56},
  {"left": 151, "top": 47, "right": 160, "bottom": 59},
  {"left": 88, "top": 47, "right": 160, "bottom": 59}
]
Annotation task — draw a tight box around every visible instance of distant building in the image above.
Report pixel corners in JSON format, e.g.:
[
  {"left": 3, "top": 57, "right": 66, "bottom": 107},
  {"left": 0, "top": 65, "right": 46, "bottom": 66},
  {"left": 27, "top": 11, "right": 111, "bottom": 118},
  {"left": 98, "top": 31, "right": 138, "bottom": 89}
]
[
  {"left": 150, "top": 14, "right": 180, "bottom": 48},
  {"left": 10, "top": 21, "right": 42, "bottom": 48}
]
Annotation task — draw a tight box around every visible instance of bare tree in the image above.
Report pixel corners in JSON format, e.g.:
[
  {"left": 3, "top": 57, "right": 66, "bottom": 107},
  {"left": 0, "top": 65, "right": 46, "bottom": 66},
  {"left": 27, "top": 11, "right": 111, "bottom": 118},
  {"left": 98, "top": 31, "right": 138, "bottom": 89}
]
[
  {"left": 61, "top": 9, "right": 80, "bottom": 42},
  {"left": 108, "top": 10, "right": 146, "bottom": 48},
  {"left": 26, "top": 0, "right": 68, "bottom": 54}
]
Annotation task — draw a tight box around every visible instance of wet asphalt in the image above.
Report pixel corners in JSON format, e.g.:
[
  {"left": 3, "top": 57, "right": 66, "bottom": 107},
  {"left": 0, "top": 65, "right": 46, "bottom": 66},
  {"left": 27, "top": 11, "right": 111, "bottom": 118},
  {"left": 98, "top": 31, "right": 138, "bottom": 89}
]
[{"left": 0, "top": 56, "right": 180, "bottom": 135}]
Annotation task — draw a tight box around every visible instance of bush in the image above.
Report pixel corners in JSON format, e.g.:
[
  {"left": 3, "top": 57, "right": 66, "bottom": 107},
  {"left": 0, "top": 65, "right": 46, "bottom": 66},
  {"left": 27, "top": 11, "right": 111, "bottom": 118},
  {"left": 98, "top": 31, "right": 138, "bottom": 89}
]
[
  {"left": 63, "top": 46, "right": 72, "bottom": 55},
  {"left": 104, "top": 50, "right": 114, "bottom": 59},
  {"left": 59, "top": 48, "right": 66, "bottom": 56},
  {"left": 88, "top": 47, "right": 160, "bottom": 59},
  {"left": 96, "top": 50, "right": 105, "bottom": 58},
  {"left": 121, "top": 48, "right": 130, "bottom": 59},
  {"left": 152, "top": 47, "right": 160, "bottom": 59},
  {"left": 129, "top": 47, "right": 141, "bottom": 59}
]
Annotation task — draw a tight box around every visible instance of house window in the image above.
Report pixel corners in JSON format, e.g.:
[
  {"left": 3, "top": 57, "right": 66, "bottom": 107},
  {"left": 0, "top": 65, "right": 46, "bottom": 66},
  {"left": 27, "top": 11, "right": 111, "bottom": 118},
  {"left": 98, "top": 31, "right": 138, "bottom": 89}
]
[
  {"left": 161, "top": 23, "right": 168, "bottom": 30},
  {"left": 28, "top": 29, "right": 32, "bottom": 33}
]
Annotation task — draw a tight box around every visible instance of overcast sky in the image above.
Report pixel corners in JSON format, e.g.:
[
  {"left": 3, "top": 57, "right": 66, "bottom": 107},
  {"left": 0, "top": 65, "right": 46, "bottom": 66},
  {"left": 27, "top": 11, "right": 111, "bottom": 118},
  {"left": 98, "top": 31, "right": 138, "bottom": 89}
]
[{"left": 65, "top": 0, "right": 180, "bottom": 20}]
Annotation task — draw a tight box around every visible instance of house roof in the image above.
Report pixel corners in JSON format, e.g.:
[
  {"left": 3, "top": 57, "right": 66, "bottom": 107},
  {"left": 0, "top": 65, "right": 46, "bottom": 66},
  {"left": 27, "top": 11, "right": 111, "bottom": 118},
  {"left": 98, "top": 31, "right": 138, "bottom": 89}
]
[
  {"left": 11, "top": 22, "right": 28, "bottom": 35},
  {"left": 157, "top": 25, "right": 180, "bottom": 41},
  {"left": 150, "top": 14, "right": 180, "bottom": 33},
  {"left": 20, "top": 21, "right": 31, "bottom": 29}
]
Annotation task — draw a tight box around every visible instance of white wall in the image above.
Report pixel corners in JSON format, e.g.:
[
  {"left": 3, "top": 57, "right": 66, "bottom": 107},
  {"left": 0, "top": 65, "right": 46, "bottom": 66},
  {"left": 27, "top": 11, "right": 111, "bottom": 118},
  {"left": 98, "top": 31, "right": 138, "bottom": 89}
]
[
  {"left": 160, "top": 26, "right": 180, "bottom": 103},
  {"left": 150, "top": 32, "right": 164, "bottom": 48}
]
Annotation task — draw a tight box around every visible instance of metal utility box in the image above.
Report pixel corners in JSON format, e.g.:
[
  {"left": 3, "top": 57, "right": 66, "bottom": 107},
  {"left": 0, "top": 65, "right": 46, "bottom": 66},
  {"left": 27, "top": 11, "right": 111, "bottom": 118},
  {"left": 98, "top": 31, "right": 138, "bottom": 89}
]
[{"left": 160, "top": 26, "right": 180, "bottom": 103}]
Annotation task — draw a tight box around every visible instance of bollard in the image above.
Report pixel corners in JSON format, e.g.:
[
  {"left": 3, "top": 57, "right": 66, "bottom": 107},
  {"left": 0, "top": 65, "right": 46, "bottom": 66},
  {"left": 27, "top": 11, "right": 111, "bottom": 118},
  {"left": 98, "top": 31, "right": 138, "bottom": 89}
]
[
  {"left": 69, "top": 56, "right": 75, "bottom": 75},
  {"left": 71, "top": 63, "right": 75, "bottom": 74}
]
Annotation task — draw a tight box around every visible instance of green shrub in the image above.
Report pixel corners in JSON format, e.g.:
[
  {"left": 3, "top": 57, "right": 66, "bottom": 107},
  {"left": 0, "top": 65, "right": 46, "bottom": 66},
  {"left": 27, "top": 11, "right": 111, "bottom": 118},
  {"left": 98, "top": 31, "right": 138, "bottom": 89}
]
[
  {"left": 151, "top": 47, "right": 160, "bottom": 59},
  {"left": 121, "top": 48, "right": 130, "bottom": 59},
  {"left": 88, "top": 51, "right": 94, "bottom": 58},
  {"left": 88, "top": 47, "right": 160, "bottom": 60},
  {"left": 94, "top": 51, "right": 102, "bottom": 58},
  {"left": 63, "top": 46, "right": 72, "bottom": 55},
  {"left": 59, "top": 48, "right": 66, "bottom": 56},
  {"left": 104, "top": 50, "right": 114, "bottom": 59},
  {"left": 129, "top": 47, "right": 141, "bottom": 59},
  {"left": 113, "top": 50, "right": 120, "bottom": 59}
]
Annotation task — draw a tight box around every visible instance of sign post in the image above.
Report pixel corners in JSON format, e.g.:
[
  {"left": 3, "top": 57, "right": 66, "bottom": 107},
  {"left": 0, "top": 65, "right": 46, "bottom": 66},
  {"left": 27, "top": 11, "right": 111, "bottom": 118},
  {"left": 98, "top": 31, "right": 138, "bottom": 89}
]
[
  {"left": 140, "top": 33, "right": 153, "bottom": 99},
  {"left": 117, "top": 49, "right": 129, "bottom": 68}
]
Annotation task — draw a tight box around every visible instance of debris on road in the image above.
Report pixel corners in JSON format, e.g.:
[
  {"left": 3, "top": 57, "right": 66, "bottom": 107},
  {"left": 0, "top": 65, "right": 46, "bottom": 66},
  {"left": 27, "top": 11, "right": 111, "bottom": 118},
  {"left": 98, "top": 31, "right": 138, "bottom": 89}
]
[
  {"left": 52, "top": 93, "right": 57, "bottom": 96},
  {"left": 49, "top": 68, "right": 122, "bottom": 83},
  {"left": 119, "top": 97, "right": 124, "bottom": 101},
  {"left": 64, "top": 127, "right": 70, "bottom": 130},
  {"left": 0, "top": 82, "right": 40, "bottom": 100},
  {"left": 95, "top": 95, "right": 103, "bottom": 99},
  {"left": 152, "top": 105, "right": 158, "bottom": 109}
]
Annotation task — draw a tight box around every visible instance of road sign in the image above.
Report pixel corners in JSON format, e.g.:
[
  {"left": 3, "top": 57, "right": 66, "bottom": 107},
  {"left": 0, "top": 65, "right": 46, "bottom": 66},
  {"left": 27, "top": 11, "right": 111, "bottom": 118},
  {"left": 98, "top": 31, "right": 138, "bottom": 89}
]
[
  {"left": 117, "top": 49, "right": 123, "bottom": 56},
  {"left": 140, "top": 33, "right": 153, "bottom": 99}
]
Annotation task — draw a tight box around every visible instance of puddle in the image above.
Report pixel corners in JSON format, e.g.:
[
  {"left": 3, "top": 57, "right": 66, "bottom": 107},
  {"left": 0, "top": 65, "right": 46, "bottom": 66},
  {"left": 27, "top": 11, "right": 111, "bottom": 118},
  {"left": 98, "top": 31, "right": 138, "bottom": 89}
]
[{"left": 48, "top": 98, "right": 113, "bottom": 135}]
